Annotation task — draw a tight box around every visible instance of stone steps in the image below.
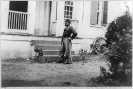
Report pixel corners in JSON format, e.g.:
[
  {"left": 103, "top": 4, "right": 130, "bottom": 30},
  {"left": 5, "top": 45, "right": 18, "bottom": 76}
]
[
  {"left": 31, "top": 40, "right": 80, "bottom": 63},
  {"left": 32, "top": 40, "right": 61, "bottom": 45},
  {"left": 42, "top": 50, "right": 75, "bottom": 55},
  {"left": 35, "top": 44, "right": 61, "bottom": 50}
]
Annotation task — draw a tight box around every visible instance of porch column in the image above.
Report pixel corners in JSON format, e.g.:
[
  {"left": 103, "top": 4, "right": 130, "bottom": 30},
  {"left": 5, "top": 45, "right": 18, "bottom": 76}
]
[
  {"left": 28, "top": 1, "right": 36, "bottom": 35},
  {"left": 49, "top": 1, "right": 57, "bottom": 36},
  {"left": 1, "top": 1, "right": 9, "bottom": 33},
  {"left": 56, "top": 1, "right": 65, "bottom": 36}
]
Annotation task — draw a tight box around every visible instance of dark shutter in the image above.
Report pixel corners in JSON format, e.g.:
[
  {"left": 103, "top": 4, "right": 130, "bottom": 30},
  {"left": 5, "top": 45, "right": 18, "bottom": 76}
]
[
  {"left": 90, "top": 1, "right": 98, "bottom": 25},
  {"left": 102, "top": 1, "right": 108, "bottom": 25}
]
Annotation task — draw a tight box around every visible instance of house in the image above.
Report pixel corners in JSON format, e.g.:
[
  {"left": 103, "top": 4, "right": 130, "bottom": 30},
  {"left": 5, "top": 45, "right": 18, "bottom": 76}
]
[{"left": 1, "top": 1, "right": 132, "bottom": 60}]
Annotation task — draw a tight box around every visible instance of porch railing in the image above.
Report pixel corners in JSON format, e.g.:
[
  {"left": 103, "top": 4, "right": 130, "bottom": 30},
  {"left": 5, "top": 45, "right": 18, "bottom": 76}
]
[{"left": 8, "top": 10, "right": 29, "bottom": 31}]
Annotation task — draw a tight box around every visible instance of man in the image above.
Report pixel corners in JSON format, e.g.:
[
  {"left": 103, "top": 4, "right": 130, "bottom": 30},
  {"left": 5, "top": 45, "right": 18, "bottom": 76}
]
[{"left": 57, "top": 19, "right": 77, "bottom": 64}]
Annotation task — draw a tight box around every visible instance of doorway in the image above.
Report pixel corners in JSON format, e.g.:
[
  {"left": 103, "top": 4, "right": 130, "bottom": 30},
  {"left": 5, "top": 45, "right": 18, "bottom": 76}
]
[{"left": 9, "top": 1, "right": 28, "bottom": 12}]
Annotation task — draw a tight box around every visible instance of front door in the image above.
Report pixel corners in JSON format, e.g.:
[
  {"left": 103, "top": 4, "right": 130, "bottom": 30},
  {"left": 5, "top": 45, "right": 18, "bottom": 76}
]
[{"left": 34, "top": 1, "right": 53, "bottom": 36}]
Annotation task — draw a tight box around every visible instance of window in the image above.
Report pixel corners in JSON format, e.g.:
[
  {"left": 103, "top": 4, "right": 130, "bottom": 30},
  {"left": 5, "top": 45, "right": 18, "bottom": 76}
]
[
  {"left": 102, "top": 1, "right": 108, "bottom": 25},
  {"left": 64, "top": 1, "right": 73, "bottom": 19},
  {"left": 90, "top": 1, "right": 99, "bottom": 25},
  {"left": 90, "top": 1, "right": 108, "bottom": 26}
]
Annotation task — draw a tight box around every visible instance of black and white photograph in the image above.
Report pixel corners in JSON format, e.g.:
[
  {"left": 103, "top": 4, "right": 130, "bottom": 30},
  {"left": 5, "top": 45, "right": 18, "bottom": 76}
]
[{"left": 0, "top": 0, "right": 132, "bottom": 88}]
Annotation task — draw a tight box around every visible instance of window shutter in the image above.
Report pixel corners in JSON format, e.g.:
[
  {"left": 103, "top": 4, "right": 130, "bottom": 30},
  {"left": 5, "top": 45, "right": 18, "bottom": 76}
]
[
  {"left": 90, "top": 1, "right": 98, "bottom": 25},
  {"left": 102, "top": 1, "right": 108, "bottom": 25}
]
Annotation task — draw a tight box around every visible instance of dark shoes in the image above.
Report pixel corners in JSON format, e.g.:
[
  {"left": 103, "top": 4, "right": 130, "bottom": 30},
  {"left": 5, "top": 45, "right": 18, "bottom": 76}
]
[
  {"left": 63, "top": 59, "right": 73, "bottom": 64},
  {"left": 63, "top": 62, "right": 73, "bottom": 64},
  {"left": 56, "top": 59, "right": 64, "bottom": 63},
  {"left": 56, "top": 58, "right": 73, "bottom": 64},
  {"left": 56, "top": 57, "right": 65, "bottom": 63},
  {"left": 56, "top": 60, "right": 63, "bottom": 63}
]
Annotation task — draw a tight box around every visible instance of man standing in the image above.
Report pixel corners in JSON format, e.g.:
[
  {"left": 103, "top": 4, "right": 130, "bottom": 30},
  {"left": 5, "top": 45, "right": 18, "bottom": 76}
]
[{"left": 57, "top": 19, "right": 77, "bottom": 64}]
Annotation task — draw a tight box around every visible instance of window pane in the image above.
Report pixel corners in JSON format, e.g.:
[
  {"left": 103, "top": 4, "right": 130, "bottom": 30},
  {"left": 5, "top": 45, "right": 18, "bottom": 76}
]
[
  {"left": 68, "top": 1, "right": 70, "bottom": 5},
  {"left": 98, "top": 1, "right": 99, "bottom": 6},
  {"left": 71, "top": 2, "right": 73, "bottom": 5},
  {"left": 70, "top": 16, "right": 72, "bottom": 19},
  {"left": 70, "top": 12, "right": 72, "bottom": 15},
  {"left": 98, "top": 1, "right": 100, "bottom": 10},
  {"left": 67, "top": 6, "right": 69, "bottom": 10},
  {"left": 102, "top": 1, "right": 108, "bottom": 25},
  {"left": 104, "top": 1, "right": 108, "bottom": 11},
  {"left": 64, "top": 11, "right": 66, "bottom": 15},
  {"left": 66, "top": 16, "right": 69, "bottom": 18},
  {"left": 65, "top": 1, "right": 67, "bottom": 5},
  {"left": 97, "top": 12, "right": 99, "bottom": 24},
  {"left": 103, "top": 12, "right": 107, "bottom": 24},
  {"left": 67, "top": 11, "right": 69, "bottom": 15},
  {"left": 70, "top": 7, "right": 73, "bottom": 11},
  {"left": 66, "top": 1, "right": 69, "bottom": 5},
  {"left": 65, "top": 6, "right": 67, "bottom": 10}
]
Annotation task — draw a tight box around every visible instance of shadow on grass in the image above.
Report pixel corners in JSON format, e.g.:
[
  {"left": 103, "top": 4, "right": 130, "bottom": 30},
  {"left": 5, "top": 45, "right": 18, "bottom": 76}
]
[
  {"left": 2, "top": 80, "right": 80, "bottom": 87},
  {"left": 2, "top": 80, "right": 47, "bottom": 87}
]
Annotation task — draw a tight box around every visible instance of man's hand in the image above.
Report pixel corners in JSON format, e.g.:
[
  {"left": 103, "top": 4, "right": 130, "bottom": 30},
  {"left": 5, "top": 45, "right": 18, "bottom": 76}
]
[
  {"left": 68, "top": 37, "right": 71, "bottom": 41},
  {"left": 61, "top": 41, "right": 63, "bottom": 45}
]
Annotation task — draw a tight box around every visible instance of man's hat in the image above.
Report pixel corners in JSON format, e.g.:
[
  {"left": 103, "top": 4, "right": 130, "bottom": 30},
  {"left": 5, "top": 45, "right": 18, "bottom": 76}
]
[{"left": 65, "top": 19, "right": 71, "bottom": 23}]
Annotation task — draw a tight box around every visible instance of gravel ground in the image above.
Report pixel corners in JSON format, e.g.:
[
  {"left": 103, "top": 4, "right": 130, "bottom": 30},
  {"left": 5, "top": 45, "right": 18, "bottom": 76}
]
[{"left": 1, "top": 54, "right": 109, "bottom": 87}]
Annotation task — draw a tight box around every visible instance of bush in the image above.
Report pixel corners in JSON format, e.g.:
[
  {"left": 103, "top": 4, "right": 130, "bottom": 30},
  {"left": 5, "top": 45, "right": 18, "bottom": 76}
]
[{"left": 105, "top": 11, "right": 132, "bottom": 85}]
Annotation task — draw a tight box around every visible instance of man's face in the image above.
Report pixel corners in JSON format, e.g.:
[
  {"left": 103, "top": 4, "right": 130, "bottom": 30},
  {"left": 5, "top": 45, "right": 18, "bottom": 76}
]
[{"left": 65, "top": 21, "right": 69, "bottom": 26}]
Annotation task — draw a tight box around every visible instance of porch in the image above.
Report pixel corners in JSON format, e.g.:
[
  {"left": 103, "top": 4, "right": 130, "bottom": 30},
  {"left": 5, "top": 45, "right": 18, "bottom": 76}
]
[{"left": 1, "top": 33, "right": 83, "bottom": 61}]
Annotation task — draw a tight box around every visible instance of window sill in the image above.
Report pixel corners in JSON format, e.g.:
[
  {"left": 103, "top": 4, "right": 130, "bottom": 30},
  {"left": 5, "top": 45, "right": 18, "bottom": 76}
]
[
  {"left": 52, "top": 21, "right": 57, "bottom": 23},
  {"left": 64, "top": 19, "right": 79, "bottom": 22},
  {"left": 71, "top": 19, "right": 79, "bottom": 22},
  {"left": 90, "top": 25, "right": 103, "bottom": 28}
]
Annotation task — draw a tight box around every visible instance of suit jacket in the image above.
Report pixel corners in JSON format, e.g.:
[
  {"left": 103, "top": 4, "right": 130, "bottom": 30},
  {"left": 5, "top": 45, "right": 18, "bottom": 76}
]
[{"left": 62, "top": 26, "right": 77, "bottom": 41}]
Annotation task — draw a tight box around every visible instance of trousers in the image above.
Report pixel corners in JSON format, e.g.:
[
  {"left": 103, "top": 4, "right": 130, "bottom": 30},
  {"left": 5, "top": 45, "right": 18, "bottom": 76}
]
[{"left": 59, "top": 37, "right": 72, "bottom": 63}]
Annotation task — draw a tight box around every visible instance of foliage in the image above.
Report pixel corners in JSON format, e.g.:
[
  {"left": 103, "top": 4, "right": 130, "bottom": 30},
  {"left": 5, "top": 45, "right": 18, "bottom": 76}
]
[
  {"left": 91, "top": 11, "right": 132, "bottom": 86},
  {"left": 91, "top": 66, "right": 132, "bottom": 86},
  {"left": 102, "top": 11, "right": 132, "bottom": 86},
  {"left": 78, "top": 49, "right": 87, "bottom": 56},
  {"left": 78, "top": 49, "right": 87, "bottom": 60}
]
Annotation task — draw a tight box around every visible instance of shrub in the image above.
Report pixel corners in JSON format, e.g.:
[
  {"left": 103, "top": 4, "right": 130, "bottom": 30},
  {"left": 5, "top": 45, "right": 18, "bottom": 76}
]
[{"left": 105, "top": 11, "right": 132, "bottom": 85}]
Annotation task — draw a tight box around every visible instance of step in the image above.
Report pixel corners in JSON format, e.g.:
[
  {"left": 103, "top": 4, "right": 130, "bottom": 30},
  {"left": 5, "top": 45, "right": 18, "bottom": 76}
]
[
  {"left": 37, "top": 55, "right": 82, "bottom": 63},
  {"left": 43, "top": 50, "right": 75, "bottom": 55},
  {"left": 35, "top": 44, "right": 61, "bottom": 50},
  {"left": 31, "top": 40, "right": 61, "bottom": 45}
]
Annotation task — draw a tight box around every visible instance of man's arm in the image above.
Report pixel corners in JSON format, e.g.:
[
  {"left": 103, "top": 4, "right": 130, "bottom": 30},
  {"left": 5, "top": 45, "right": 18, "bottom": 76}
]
[
  {"left": 61, "top": 36, "right": 63, "bottom": 42},
  {"left": 70, "top": 27, "right": 77, "bottom": 39},
  {"left": 61, "top": 31, "right": 64, "bottom": 44}
]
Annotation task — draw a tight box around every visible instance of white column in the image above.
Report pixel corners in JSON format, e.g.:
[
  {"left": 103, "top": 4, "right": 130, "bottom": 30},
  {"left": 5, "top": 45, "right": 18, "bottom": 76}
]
[
  {"left": 56, "top": 1, "right": 65, "bottom": 36},
  {"left": 28, "top": 1, "right": 36, "bottom": 34},
  {"left": 1, "top": 1, "right": 10, "bottom": 33}
]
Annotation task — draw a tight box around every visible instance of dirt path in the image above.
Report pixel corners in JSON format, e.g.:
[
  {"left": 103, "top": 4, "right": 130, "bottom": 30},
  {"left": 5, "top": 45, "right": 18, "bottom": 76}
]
[{"left": 1, "top": 55, "right": 109, "bottom": 87}]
